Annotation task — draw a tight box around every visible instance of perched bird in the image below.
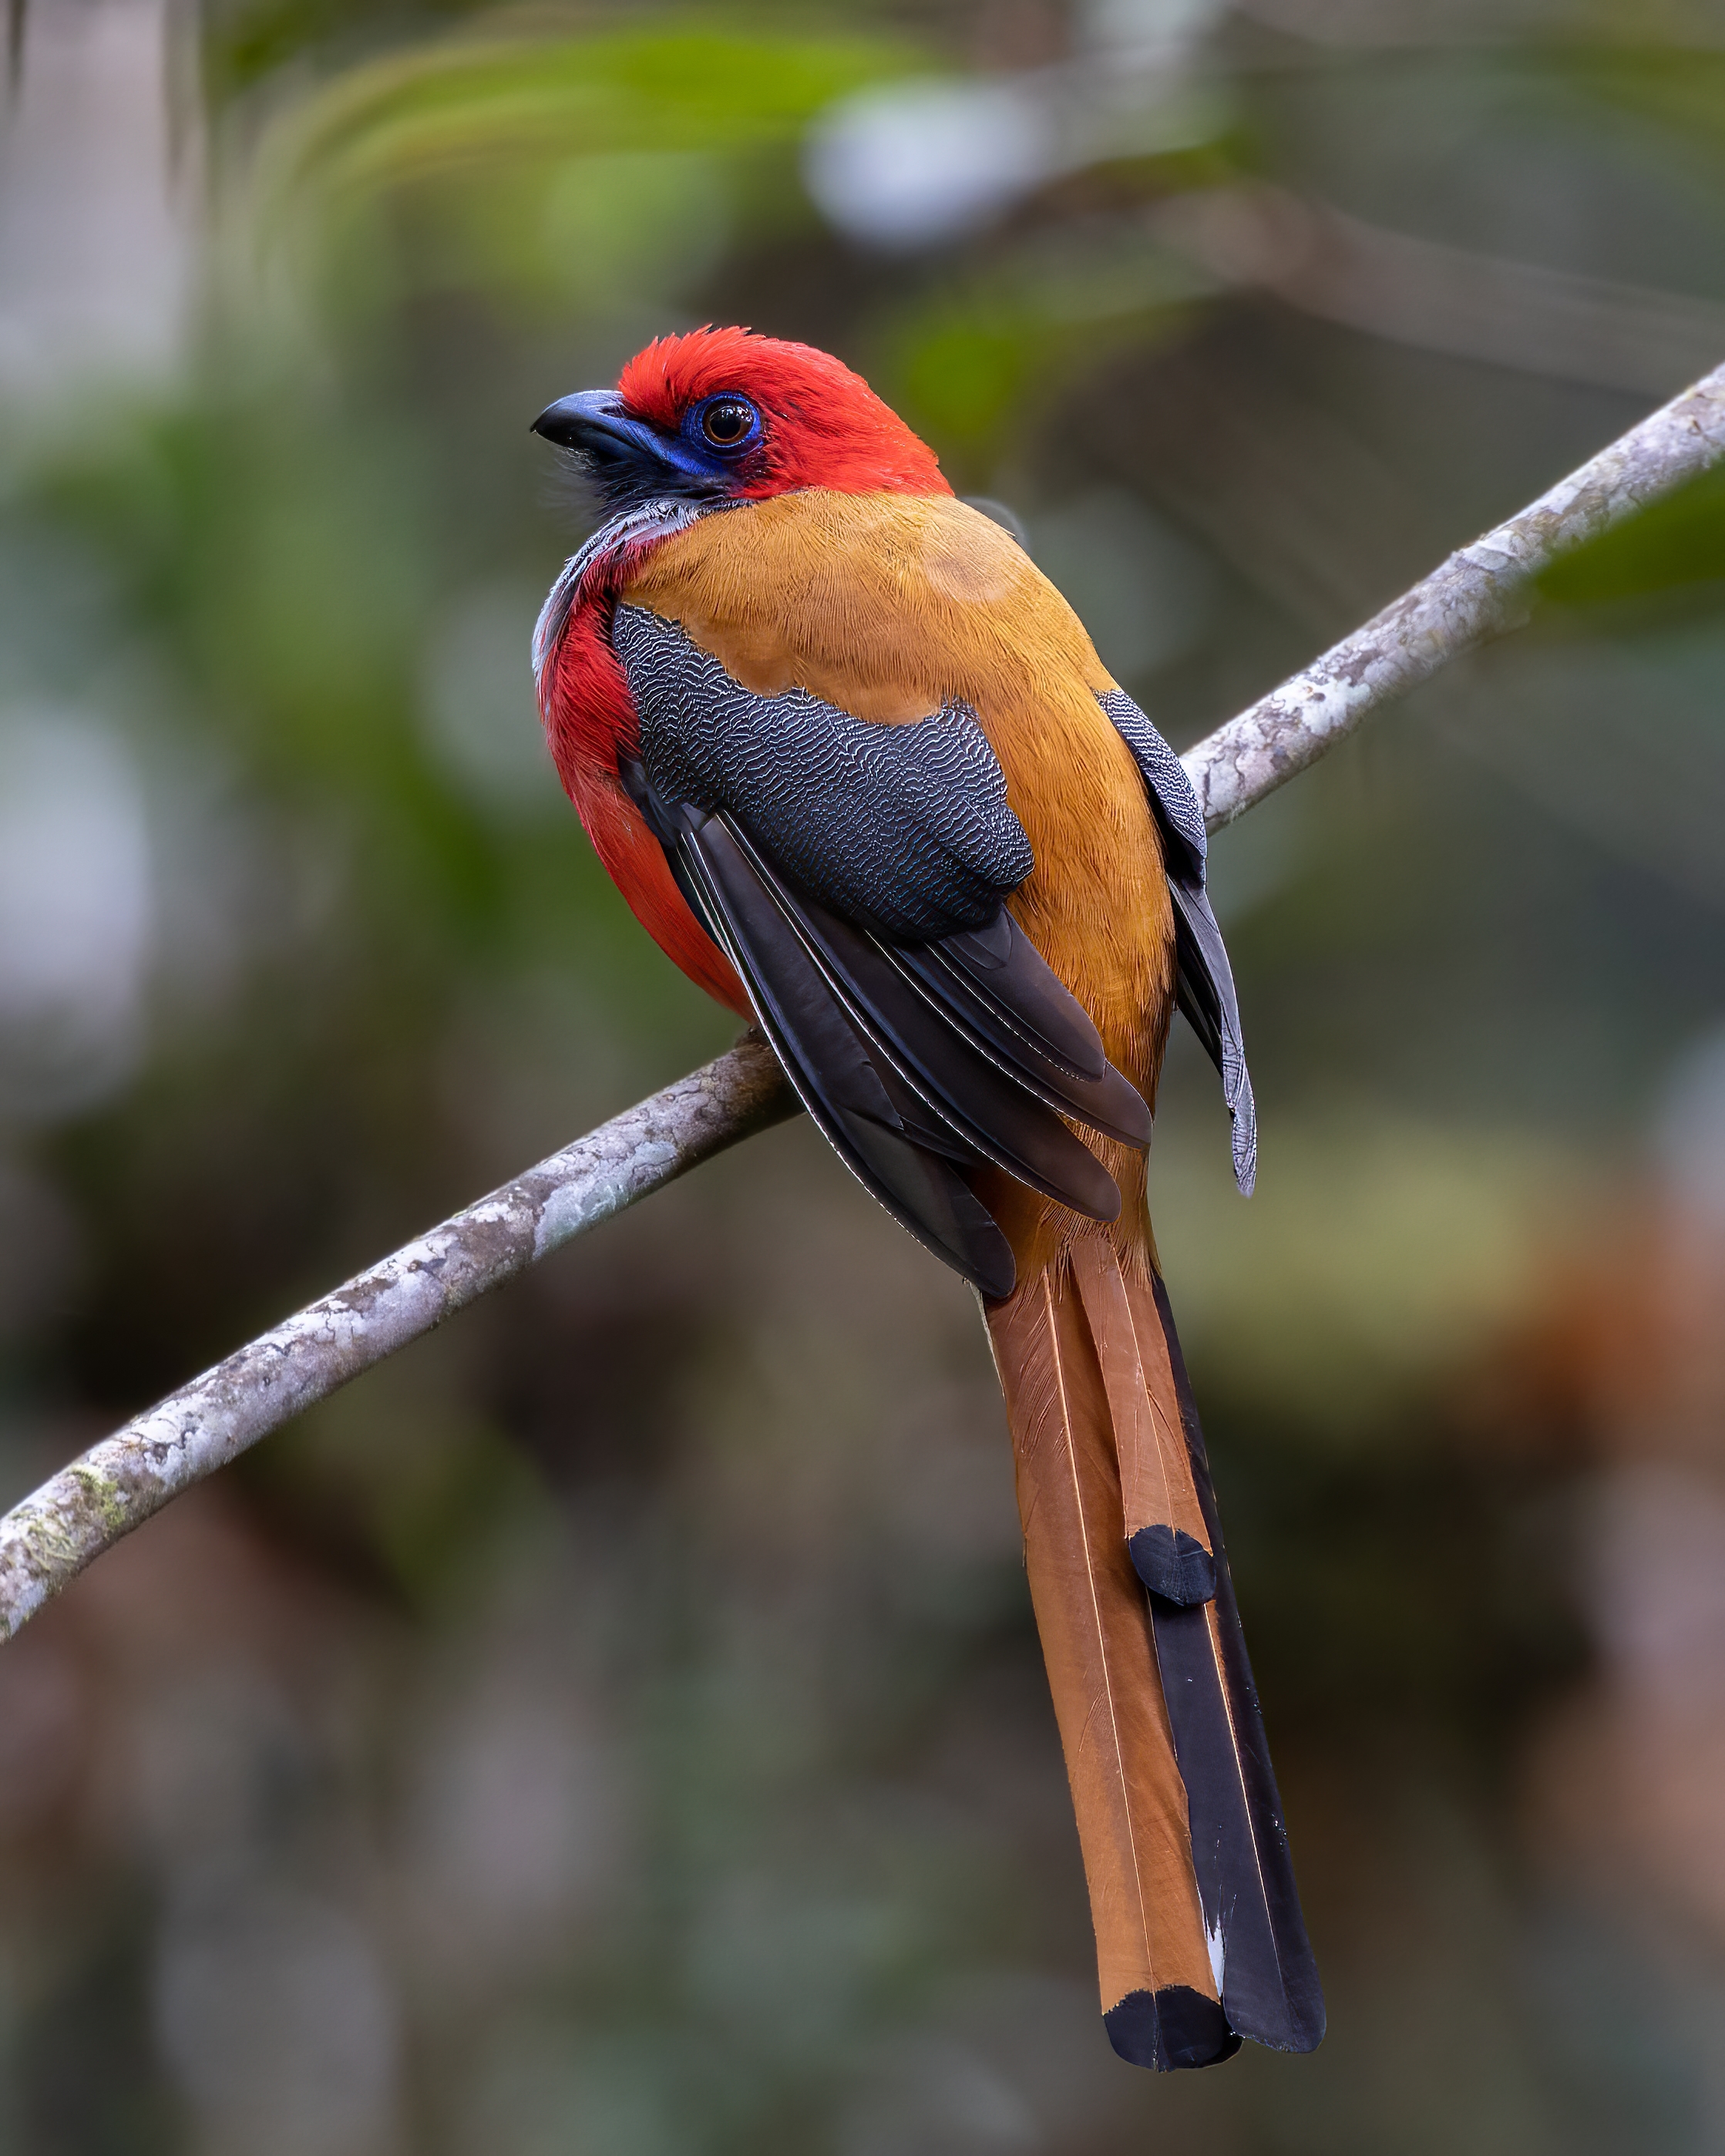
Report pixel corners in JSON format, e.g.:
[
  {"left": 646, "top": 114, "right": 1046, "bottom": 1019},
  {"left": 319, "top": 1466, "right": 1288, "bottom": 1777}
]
[{"left": 531, "top": 328, "right": 1323, "bottom": 2071}]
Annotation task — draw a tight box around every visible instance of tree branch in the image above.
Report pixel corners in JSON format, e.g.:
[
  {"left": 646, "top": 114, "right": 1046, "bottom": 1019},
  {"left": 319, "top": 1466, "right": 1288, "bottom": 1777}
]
[
  {"left": 4, "top": 360, "right": 1723, "bottom": 1641},
  {"left": 0, "top": 1043, "right": 797, "bottom": 1640},
  {"left": 1189, "top": 362, "right": 1725, "bottom": 829}
]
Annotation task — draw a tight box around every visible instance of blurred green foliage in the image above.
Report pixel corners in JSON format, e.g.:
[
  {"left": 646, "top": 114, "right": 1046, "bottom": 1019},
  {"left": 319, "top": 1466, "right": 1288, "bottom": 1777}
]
[
  {"left": 265, "top": 22, "right": 919, "bottom": 322},
  {"left": 1, "top": 2, "right": 1723, "bottom": 2152},
  {"left": 1541, "top": 462, "right": 1725, "bottom": 604}
]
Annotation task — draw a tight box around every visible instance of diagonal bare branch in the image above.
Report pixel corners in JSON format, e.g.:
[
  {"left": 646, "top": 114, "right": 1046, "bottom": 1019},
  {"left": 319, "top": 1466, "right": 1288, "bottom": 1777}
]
[
  {"left": 1188, "top": 360, "right": 1725, "bottom": 829},
  {"left": 4, "top": 359, "right": 1723, "bottom": 1642},
  {"left": 0, "top": 1042, "right": 797, "bottom": 1639}
]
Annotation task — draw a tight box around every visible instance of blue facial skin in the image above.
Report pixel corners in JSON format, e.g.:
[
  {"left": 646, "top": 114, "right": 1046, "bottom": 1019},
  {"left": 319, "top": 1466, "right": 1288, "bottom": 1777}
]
[{"left": 531, "top": 390, "right": 763, "bottom": 510}]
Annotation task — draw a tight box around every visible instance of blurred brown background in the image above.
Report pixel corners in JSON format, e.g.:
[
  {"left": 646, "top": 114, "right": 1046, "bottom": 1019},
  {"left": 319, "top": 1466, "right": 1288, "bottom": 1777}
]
[{"left": 3, "top": 1, "right": 1725, "bottom": 2149}]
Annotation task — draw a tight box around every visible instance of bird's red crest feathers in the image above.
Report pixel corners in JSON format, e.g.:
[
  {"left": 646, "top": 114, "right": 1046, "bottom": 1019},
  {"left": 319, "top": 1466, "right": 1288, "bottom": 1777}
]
[{"left": 615, "top": 326, "right": 950, "bottom": 499}]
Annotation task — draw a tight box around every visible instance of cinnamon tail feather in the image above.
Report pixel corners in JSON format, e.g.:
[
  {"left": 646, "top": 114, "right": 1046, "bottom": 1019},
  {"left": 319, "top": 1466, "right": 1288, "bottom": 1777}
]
[{"left": 987, "top": 1233, "right": 1323, "bottom": 2068}]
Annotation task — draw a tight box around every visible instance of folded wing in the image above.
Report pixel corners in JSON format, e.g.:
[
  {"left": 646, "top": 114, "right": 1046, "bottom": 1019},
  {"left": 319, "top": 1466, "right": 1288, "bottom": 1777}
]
[{"left": 610, "top": 604, "right": 1152, "bottom": 1297}]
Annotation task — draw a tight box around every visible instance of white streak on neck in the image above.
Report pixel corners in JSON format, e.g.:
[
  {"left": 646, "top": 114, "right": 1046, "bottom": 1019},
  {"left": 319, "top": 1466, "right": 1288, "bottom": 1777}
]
[{"left": 531, "top": 497, "right": 710, "bottom": 689}]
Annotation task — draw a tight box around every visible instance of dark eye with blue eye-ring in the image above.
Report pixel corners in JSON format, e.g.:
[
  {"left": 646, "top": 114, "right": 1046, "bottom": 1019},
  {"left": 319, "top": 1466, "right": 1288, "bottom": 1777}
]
[{"left": 699, "top": 397, "right": 756, "bottom": 448}]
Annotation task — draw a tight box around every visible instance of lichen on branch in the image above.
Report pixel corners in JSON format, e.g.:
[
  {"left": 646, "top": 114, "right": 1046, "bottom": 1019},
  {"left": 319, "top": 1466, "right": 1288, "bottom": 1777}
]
[{"left": 4, "top": 359, "right": 1723, "bottom": 1642}]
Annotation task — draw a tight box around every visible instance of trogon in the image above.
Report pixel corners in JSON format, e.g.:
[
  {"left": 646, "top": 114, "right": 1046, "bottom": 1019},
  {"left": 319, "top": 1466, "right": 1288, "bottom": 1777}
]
[{"left": 530, "top": 328, "right": 1323, "bottom": 2071}]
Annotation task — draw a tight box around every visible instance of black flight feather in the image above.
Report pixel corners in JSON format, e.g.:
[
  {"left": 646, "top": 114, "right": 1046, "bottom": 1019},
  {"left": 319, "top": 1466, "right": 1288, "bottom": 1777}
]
[
  {"left": 933, "top": 911, "right": 1110, "bottom": 1078},
  {"left": 721, "top": 826, "right": 1122, "bottom": 1223},
  {"left": 668, "top": 803, "right": 1017, "bottom": 1297},
  {"left": 885, "top": 929, "right": 1153, "bottom": 1150}
]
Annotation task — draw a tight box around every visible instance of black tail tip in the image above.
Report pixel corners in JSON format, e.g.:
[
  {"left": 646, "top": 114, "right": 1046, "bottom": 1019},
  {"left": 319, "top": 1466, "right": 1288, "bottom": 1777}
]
[{"left": 1105, "top": 1986, "right": 1241, "bottom": 2072}]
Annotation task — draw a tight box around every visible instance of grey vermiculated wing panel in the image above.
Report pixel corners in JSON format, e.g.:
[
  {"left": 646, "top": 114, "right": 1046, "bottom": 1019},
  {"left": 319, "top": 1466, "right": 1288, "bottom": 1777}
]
[
  {"left": 1098, "top": 687, "right": 1207, "bottom": 879},
  {"left": 1097, "top": 688, "right": 1256, "bottom": 1194},
  {"left": 1171, "top": 881, "right": 1257, "bottom": 1196},
  {"left": 614, "top": 604, "right": 1033, "bottom": 941}
]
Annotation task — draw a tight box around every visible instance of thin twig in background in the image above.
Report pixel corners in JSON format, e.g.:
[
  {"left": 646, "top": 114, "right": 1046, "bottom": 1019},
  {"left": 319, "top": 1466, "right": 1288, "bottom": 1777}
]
[
  {"left": 2, "top": 359, "right": 1723, "bottom": 1643},
  {"left": 1154, "top": 185, "right": 1725, "bottom": 402}
]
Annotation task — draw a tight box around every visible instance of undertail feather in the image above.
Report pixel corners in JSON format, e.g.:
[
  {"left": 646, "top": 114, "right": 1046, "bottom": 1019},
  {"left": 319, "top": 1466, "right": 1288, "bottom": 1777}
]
[
  {"left": 987, "top": 1233, "right": 1323, "bottom": 2070},
  {"left": 987, "top": 1254, "right": 1236, "bottom": 2072}
]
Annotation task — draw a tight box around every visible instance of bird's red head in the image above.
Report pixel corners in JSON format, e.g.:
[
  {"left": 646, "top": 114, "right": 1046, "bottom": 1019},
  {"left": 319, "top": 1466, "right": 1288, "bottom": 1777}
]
[{"left": 532, "top": 327, "right": 950, "bottom": 510}]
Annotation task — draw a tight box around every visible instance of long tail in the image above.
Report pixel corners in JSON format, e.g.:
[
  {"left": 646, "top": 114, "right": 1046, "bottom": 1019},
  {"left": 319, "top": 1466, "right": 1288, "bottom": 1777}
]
[{"left": 986, "top": 1229, "right": 1324, "bottom": 2070}]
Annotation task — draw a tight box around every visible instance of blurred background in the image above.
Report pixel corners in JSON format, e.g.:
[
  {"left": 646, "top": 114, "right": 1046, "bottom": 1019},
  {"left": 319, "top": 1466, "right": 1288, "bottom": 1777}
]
[{"left": 2, "top": 0, "right": 1725, "bottom": 2148}]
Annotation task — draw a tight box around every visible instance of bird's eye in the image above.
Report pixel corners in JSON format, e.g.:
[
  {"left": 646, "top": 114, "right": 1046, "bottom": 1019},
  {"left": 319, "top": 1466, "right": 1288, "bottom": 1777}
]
[{"left": 701, "top": 398, "right": 755, "bottom": 447}]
